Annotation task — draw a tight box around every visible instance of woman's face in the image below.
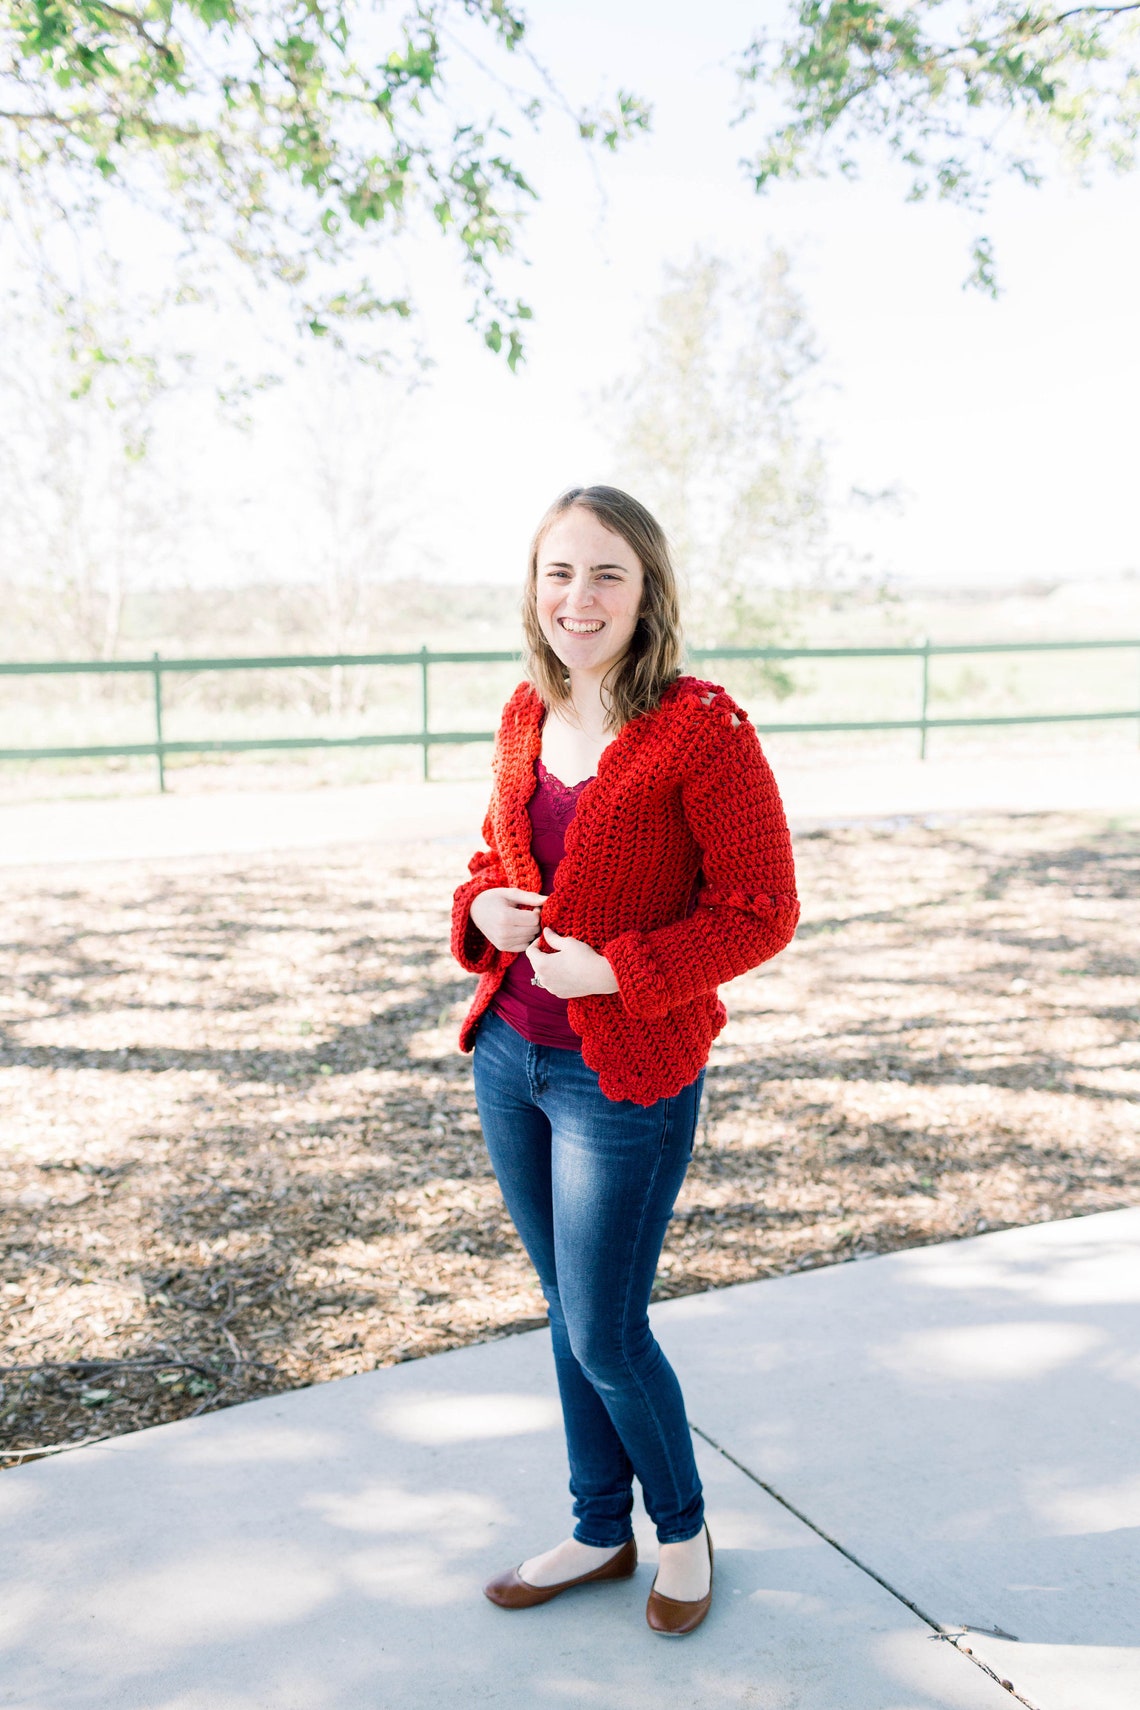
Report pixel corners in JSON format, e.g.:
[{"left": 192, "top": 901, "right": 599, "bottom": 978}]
[{"left": 535, "top": 507, "right": 645, "bottom": 682}]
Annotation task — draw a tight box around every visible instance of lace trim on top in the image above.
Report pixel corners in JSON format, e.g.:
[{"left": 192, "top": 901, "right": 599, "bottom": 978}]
[{"left": 534, "top": 755, "right": 595, "bottom": 820}]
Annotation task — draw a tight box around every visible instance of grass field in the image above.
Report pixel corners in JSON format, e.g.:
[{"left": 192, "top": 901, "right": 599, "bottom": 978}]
[{"left": 2, "top": 810, "right": 1137, "bottom": 1466}]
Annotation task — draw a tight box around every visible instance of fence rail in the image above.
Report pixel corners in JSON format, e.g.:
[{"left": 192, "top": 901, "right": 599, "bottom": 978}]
[{"left": 2, "top": 639, "right": 1138, "bottom": 792}]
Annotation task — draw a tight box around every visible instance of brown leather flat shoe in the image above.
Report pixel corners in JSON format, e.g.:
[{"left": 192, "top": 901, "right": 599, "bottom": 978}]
[
  {"left": 645, "top": 1524, "right": 714, "bottom": 1636},
  {"left": 483, "top": 1537, "right": 638, "bottom": 1609}
]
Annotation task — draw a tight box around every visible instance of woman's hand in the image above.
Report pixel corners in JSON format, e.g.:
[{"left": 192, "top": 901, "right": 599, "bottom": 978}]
[
  {"left": 469, "top": 887, "right": 548, "bottom": 952},
  {"left": 526, "top": 927, "right": 620, "bottom": 999}
]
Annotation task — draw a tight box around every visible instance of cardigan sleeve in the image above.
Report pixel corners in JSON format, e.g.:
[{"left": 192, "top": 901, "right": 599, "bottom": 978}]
[
  {"left": 602, "top": 711, "right": 799, "bottom": 1020},
  {"left": 451, "top": 808, "right": 509, "bottom": 974}
]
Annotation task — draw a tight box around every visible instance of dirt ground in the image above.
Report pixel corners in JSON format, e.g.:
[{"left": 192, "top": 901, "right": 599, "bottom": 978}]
[{"left": 2, "top": 811, "right": 1138, "bottom": 1467}]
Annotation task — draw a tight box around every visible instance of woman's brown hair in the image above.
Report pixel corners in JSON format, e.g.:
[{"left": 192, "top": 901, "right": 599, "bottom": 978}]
[{"left": 521, "top": 486, "right": 684, "bottom": 732}]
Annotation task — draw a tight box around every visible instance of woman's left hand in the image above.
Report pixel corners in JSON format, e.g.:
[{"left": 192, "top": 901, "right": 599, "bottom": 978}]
[{"left": 525, "top": 928, "right": 619, "bottom": 999}]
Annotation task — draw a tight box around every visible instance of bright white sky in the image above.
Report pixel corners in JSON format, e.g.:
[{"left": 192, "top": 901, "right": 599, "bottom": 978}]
[{"left": 11, "top": 0, "right": 1140, "bottom": 593}]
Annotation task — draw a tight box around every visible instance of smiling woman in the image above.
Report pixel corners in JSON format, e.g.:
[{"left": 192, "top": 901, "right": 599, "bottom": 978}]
[
  {"left": 521, "top": 489, "right": 684, "bottom": 756},
  {"left": 450, "top": 484, "right": 800, "bottom": 1634}
]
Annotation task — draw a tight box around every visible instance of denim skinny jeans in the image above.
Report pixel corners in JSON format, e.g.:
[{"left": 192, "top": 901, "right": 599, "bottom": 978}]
[{"left": 472, "top": 1008, "right": 705, "bottom": 1547}]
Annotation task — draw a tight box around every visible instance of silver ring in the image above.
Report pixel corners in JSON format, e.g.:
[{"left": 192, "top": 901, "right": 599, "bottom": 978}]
[{"left": 531, "top": 975, "right": 542, "bottom": 988}]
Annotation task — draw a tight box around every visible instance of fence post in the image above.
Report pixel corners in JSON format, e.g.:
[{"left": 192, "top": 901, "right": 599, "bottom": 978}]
[
  {"left": 918, "top": 637, "right": 931, "bottom": 760},
  {"left": 419, "top": 645, "right": 430, "bottom": 782},
  {"left": 151, "top": 651, "right": 166, "bottom": 794}
]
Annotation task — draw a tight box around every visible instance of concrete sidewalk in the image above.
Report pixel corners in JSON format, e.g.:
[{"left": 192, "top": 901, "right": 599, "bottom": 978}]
[
  {"left": 3, "top": 1209, "right": 1138, "bottom": 1709},
  {"left": 0, "top": 780, "right": 491, "bottom": 869},
  {"left": 1, "top": 752, "right": 1137, "bottom": 868}
]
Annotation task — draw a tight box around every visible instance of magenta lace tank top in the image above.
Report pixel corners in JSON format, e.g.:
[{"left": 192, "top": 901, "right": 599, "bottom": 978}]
[{"left": 489, "top": 756, "right": 594, "bottom": 1050}]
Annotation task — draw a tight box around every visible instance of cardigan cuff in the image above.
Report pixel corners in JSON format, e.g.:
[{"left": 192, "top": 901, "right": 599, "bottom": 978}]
[{"left": 603, "top": 930, "right": 675, "bottom": 1022}]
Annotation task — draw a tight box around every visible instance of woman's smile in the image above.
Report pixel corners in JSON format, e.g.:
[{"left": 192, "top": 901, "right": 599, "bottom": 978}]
[{"left": 558, "top": 616, "right": 606, "bottom": 635}]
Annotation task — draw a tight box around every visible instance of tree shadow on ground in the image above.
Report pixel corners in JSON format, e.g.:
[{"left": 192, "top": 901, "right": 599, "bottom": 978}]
[{"left": 2, "top": 814, "right": 1137, "bottom": 1461}]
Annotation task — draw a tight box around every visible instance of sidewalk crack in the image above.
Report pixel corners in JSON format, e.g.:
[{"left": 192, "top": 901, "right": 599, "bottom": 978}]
[{"left": 690, "top": 1421, "right": 1043, "bottom": 1710}]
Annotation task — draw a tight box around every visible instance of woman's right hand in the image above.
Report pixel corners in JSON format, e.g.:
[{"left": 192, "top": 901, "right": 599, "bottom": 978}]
[{"left": 469, "top": 887, "right": 548, "bottom": 953}]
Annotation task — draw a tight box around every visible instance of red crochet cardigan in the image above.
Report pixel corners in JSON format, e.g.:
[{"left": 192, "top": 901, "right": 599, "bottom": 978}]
[{"left": 451, "top": 675, "right": 800, "bottom": 1104}]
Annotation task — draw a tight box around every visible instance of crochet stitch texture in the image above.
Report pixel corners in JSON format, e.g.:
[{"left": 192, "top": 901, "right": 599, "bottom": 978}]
[{"left": 451, "top": 675, "right": 800, "bottom": 1104}]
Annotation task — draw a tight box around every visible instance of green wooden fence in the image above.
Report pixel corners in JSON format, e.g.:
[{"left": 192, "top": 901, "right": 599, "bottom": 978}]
[{"left": 1, "top": 639, "right": 1138, "bottom": 792}]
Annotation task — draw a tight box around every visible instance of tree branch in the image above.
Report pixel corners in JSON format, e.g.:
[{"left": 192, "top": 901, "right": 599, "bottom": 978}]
[
  {"left": 1049, "top": 2, "right": 1140, "bottom": 19},
  {"left": 0, "top": 106, "right": 208, "bottom": 142}
]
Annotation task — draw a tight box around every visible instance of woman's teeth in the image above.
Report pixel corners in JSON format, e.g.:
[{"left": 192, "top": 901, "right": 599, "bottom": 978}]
[{"left": 559, "top": 618, "right": 604, "bottom": 634}]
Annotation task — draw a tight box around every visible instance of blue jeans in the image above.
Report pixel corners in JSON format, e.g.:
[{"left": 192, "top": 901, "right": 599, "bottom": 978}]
[{"left": 472, "top": 1009, "right": 705, "bottom": 1546}]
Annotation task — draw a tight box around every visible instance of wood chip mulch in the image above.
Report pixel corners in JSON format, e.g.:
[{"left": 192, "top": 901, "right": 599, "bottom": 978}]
[{"left": 2, "top": 811, "right": 1137, "bottom": 1466}]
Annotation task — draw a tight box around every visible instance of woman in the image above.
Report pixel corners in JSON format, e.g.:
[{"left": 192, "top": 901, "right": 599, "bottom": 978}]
[{"left": 451, "top": 486, "right": 799, "bottom": 1635}]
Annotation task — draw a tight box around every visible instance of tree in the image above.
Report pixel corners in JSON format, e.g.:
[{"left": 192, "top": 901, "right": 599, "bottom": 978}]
[
  {"left": 738, "top": 0, "right": 1140, "bottom": 290},
  {"left": 0, "top": 276, "right": 190, "bottom": 659},
  {"left": 605, "top": 248, "right": 830, "bottom": 684},
  {"left": 0, "top": 0, "right": 648, "bottom": 364},
  {"left": 288, "top": 349, "right": 420, "bottom": 715}
]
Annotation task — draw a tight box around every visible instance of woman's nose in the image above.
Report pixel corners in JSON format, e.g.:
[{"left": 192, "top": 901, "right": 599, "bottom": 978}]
[{"left": 563, "top": 574, "right": 596, "bottom": 607}]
